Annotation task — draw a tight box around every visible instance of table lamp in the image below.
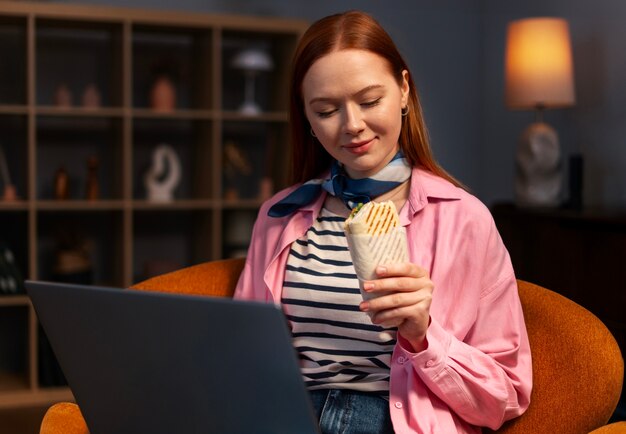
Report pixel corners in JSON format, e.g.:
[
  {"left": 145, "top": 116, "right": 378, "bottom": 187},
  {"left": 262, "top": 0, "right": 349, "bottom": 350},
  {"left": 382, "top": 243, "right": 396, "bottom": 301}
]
[
  {"left": 505, "top": 17, "right": 575, "bottom": 207},
  {"left": 231, "top": 48, "right": 274, "bottom": 115}
]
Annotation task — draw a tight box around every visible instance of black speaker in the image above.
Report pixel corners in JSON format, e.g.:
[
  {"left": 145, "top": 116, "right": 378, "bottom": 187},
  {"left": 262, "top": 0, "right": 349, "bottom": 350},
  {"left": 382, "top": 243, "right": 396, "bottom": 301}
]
[{"left": 567, "top": 153, "right": 584, "bottom": 210}]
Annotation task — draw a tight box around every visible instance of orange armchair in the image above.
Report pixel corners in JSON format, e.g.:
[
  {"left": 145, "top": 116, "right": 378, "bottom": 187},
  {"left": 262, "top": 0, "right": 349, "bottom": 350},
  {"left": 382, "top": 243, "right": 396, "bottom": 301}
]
[{"left": 39, "top": 258, "right": 625, "bottom": 434}]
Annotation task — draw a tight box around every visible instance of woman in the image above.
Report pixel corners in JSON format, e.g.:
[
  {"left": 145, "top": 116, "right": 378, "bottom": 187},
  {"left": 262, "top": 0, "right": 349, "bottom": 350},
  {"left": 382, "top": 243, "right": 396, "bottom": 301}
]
[{"left": 234, "top": 10, "right": 531, "bottom": 434}]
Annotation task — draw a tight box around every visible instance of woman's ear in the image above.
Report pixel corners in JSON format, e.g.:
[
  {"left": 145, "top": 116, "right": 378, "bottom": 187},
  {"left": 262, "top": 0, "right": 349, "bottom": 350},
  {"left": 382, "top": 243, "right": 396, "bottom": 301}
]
[{"left": 401, "top": 70, "right": 410, "bottom": 107}]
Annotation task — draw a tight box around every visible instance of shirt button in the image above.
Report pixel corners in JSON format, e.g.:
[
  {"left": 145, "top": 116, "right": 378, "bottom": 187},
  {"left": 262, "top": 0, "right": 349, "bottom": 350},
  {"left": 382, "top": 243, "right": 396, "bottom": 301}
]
[
  {"left": 425, "top": 360, "right": 435, "bottom": 367},
  {"left": 397, "top": 356, "right": 406, "bottom": 364},
  {"left": 394, "top": 402, "right": 403, "bottom": 409}
]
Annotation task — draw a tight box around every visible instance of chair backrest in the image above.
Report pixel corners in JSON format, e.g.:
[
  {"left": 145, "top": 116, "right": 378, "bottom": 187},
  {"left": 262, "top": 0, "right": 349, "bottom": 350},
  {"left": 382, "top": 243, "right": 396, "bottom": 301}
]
[
  {"left": 492, "top": 280, "right": 624, "bottom": 434},
  {"left": 130, "top": 257, "right": 245, "bottom": 297},
  {"left": 131, "top": 262, "right": 624, "bottom": 434}
]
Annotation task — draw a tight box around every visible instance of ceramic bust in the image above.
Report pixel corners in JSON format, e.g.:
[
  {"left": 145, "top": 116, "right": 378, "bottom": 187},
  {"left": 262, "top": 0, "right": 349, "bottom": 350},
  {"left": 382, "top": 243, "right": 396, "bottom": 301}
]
[{"left": 515, "top": 122, "right": 562, "bottom": 207}]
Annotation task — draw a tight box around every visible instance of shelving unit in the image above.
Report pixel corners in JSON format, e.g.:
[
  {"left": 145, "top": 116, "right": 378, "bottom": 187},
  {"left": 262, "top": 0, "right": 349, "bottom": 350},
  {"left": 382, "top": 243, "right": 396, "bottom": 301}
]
[{"left": 0, "top": 1, "right": 306, "bottom": 410}]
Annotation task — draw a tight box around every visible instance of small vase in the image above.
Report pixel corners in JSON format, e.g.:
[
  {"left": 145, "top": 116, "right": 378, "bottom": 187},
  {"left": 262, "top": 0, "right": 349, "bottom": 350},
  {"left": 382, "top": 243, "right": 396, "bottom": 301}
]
[
  {"left": 85, "top": 156, "right": 99, "bottom": 201},
  {"left": 150, "top": 75, "right": 176, "bottom": 112},
  {"left": 82, "top": 83, "right": 101, "bottom": 109},
  {"left": 54, "top": 83, "right": 73, "bottom": 108},
  {"left": 54, "top": 166, "right": 70, "bottom": 200}
]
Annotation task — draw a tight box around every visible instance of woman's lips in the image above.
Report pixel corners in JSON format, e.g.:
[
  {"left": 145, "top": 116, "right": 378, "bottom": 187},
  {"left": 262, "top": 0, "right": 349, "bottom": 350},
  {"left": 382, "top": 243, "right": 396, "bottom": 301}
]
[{"left": 344, "top": 138, "right": 374, "bottom": 154}]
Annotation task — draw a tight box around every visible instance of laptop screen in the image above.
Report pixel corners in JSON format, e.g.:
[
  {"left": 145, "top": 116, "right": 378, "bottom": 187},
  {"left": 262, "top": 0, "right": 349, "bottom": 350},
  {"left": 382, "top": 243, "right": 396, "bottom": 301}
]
[{"left": 27, "top": 280, "right": 320, "bottom": 434}]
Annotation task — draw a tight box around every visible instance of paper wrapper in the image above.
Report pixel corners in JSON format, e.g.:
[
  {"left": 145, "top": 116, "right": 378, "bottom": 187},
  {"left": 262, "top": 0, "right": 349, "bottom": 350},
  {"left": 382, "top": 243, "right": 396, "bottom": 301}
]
[{"left": 345, "top": 226, "right": 409, "bottom": 302}]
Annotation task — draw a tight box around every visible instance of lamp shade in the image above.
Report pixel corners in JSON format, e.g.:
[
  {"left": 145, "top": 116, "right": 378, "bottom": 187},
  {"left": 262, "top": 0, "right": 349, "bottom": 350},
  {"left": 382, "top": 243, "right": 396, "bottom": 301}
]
[
  {"left": 231, "top": 48, "right": 274, "bottom": 72},
  {"left": 505, "top": 17, "right": 575, "bottom": 109}
]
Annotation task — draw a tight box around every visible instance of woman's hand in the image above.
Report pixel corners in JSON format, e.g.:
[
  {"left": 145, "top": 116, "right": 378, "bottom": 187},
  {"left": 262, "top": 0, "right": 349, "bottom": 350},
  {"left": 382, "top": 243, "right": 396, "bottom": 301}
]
[{"left": 360, "top": 262, "right": 433, "bottom": 352}]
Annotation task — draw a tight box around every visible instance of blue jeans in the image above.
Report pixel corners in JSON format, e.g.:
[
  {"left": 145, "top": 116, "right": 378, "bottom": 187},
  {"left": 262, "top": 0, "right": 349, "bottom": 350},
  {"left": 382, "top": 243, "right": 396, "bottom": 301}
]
[{"left": 309, "top": 389, "right": 395, "bottom": 434}]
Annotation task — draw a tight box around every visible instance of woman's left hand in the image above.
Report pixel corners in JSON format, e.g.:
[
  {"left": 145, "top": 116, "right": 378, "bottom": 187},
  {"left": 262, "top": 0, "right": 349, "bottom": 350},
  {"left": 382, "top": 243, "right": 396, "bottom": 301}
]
[{"left": 360, "top": 262, "right": 433, "bottom": 352}]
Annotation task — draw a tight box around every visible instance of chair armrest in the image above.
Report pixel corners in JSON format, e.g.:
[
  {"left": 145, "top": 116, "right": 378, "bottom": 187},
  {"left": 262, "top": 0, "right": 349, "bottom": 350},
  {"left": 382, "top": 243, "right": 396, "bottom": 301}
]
[
  {"left": 40, "top": 402, "right": 88, "bottom": 434},
  {"left": 589, "top": 422, "right": 626, "bottom": 434}
]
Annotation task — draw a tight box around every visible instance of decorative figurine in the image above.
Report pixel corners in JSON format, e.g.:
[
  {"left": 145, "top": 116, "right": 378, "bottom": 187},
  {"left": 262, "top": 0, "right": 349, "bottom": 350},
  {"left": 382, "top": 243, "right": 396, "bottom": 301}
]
[
  {"left": 0, "top": 145, "right": 17, "bottom": 201},
  {"left": 259, "top": 176, "right": 273, "bottom": 201},
  {"left": 82, "top": 83, "right": 101, "bottom": 109},
  {"left": 54, "top": 166, "right": 70, "bottom": 200},
  {"left": 144, "top": 143, "right": 181, "bottom": 202},
  {"left": 223, "top": 140, "right": 252, "bottom": 200},
  {"left": 52, "top": 229, "right": 93, "bottom": 284},
  {"left": 54, "top": 83, "right": 73, "bottom": 108},
  {"left": 85, "top": 156, "right": 99, "bottom": 201},
  {"left": 150, "top": 74, "right": 176, "bottom": 112},
  {"left": 0, "top": 242, "right": 24, "bottom": 294},
  {"left": 515, "top": 122, "right": 562, "bottom": 207}
]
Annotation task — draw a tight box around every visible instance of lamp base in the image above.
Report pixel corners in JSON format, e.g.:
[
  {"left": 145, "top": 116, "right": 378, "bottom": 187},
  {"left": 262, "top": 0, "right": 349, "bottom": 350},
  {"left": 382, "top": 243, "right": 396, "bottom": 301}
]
[
  {"left": 238, "top": 100, "right": 262, "bottom": 115},
  {"left": 239, "top": 71, "right": 261, "bottom": 115},
  {"left": 514, "top": 121, "right": 562, "bottom": 207}
]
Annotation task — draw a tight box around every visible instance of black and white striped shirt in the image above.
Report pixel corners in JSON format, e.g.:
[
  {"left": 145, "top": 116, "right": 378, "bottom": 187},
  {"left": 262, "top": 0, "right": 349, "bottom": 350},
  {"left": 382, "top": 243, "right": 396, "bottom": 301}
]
[{"left": 282, "top": 208, "right": 397, "bottom": 397}]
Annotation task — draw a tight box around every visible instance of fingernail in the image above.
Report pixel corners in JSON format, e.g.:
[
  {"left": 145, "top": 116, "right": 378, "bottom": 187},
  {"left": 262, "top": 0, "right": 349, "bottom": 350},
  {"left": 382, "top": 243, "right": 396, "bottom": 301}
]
[
  {"left": 376, "top": 266, "right": 387, "bottom": 276},
  {"left": 363, "top": 282, "right": 374, "bottom": 291},
  {"left": 359, "top": 301, "right": 369, "bottom": 312}
]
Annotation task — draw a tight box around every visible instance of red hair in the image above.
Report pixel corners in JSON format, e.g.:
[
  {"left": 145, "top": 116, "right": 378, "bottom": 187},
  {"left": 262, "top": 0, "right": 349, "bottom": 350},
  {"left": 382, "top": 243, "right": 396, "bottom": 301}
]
[{"left": 289, "top": 10, "right": 463, "bottom": 188}]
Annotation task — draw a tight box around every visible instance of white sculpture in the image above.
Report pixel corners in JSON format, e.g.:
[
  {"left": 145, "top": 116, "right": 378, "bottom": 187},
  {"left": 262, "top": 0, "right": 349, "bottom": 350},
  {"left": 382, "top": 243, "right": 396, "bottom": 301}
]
[
  {"left": 144, "top": 144, "right": 181, "bottom": 202},
  {"left": 515, "top": 122, "right": 562, "bottom": 207}
]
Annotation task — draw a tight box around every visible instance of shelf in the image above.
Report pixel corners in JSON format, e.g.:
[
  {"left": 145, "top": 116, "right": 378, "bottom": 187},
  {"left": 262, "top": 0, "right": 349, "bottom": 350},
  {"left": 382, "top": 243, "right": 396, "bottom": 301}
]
[
  {"left": 36, "top": 116, "right": 124, "bottom": 201},
  {"left": 35, "top": 106, "right": 125, "bottom": 118},
  {"left": 0, "top": 201, "right": 28, "bottom": 211},
  {"left": 132, "top": 199, "right": 215, "bottom": 210},
  {"left": 0, "top": 387, "right": 74, "bottom": 409},
  {"left": 0, "top": 372, "right": 29, "bottom": 394},
  {"left": 0, "top": 105, "right": 28, "bottom": 115},
  {"left": 222, "top": 208, "right": 256, "bottom": 258},
  {"left": 221, "top": 30, "right": 296, "bottom": 113},
  {"left": 35, "top": 19, "right": 124, "bottom": 108},
  {"left": 220, "top": 111, "right": 289, "bottom": 122},
  {"left": 132, "top": 117, "right": 213, "bottom": 201},
  {"left": 132, "top": 108, "right": 216, "bottom": 120},
  {"left": 222, "top": 120, "right": 288, "bottom": 200},
  {"left": 132, "top": 209, "right": 213, "bottom": 282},
  {"left": 132, "top": 25, "right": 213, "bottom": 111},
  {"left": 36, "top": 200, "right": 126, "bottom": 211},
  {"left": 0, "top": 107, "right": 291, "bottom": 121},
  {"left": 222, "top": 199, "right": 264, "bottom": 209},
  {"left": 0, "top": 0, "right": 306, "bottom": 410},
  {"left": 0, "top": 296, "right": 30, "bottom": 307}
]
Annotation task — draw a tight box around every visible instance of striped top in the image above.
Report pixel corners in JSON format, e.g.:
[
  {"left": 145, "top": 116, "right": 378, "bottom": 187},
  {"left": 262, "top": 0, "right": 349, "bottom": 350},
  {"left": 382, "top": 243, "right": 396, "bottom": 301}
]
[{"left": 281, "top": 207, "right": 397, "bottom": 397}]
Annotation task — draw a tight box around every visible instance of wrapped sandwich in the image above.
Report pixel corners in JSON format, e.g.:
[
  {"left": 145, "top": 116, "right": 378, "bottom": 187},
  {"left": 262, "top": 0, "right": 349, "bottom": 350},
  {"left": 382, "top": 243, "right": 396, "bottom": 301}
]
[{"left": 344, "top": 200, "right": 409, "bottom": 302}]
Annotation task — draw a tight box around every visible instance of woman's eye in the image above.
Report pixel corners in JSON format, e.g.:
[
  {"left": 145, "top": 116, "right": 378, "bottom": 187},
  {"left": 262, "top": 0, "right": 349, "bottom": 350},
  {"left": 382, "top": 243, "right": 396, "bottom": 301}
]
[
  {"left": 317, "top": 109, "right": 337, "bottom": 118},
  {"left": 362, "top": 98, "right": 381, "bottom": 108}
]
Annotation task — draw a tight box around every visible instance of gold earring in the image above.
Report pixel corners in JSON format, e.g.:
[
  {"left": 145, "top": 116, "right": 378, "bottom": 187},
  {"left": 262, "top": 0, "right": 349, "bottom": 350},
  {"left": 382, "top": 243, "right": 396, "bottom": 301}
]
[
  {"left": 401, "top": 106, "right": 410, "bottom": 117},
  {"left": 310, "top": 128, "right": 317, "bottom": 138}
]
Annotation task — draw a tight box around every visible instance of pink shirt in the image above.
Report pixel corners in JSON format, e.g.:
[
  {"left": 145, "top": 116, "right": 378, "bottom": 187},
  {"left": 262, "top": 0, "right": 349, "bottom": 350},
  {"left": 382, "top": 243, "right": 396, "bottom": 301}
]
[{"left": 234, "top": 167, "right": 532, "bottom": 433}]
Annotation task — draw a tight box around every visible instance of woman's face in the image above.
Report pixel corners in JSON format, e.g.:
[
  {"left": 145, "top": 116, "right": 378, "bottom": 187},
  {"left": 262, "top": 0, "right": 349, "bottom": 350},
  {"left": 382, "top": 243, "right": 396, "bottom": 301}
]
[{"left": 302, "top": 49, "right": 409, "bottom": 179}]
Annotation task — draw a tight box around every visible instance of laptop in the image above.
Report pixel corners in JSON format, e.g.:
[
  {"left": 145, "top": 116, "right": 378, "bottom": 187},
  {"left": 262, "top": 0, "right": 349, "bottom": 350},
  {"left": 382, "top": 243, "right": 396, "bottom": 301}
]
[{"left": 26, "top": 280, "right": 320, "bottom": 434}]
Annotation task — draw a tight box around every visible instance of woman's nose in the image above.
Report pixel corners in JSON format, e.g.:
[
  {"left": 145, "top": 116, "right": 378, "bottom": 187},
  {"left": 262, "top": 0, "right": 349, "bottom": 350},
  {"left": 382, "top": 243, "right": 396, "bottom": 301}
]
[{"left": 342, "top": 104, "right": 365, "bottom": 135}]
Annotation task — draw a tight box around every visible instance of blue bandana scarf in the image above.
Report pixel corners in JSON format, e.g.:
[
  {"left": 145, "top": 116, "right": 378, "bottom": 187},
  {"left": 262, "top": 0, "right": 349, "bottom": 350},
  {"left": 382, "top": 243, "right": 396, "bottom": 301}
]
[{"left": 268, "top": 151, "right": 411, "bottom": 217}]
